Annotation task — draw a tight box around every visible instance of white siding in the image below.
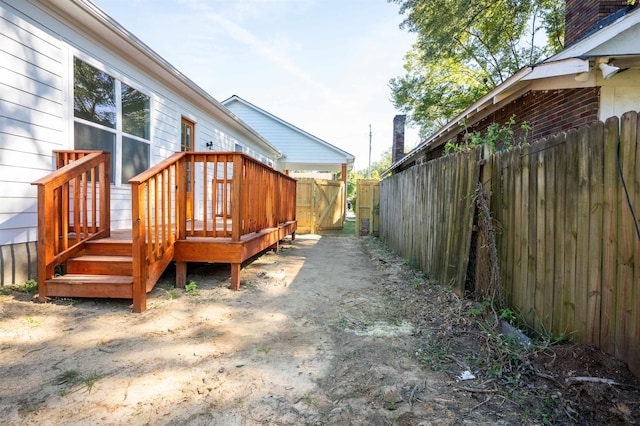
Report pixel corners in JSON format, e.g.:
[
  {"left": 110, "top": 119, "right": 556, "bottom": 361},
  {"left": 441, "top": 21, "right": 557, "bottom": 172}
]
[
  {"left": 224, "top": 100, "right": 349, "bottom": 167},
  {"left": 1, "top": 0, "right": 281, "bottom": 244},
  {"left": 0, "top": 1, "right": 64, "bottom": 245},
  {"left": 599, "top": 69, "right": 640, "bottom": 121}
]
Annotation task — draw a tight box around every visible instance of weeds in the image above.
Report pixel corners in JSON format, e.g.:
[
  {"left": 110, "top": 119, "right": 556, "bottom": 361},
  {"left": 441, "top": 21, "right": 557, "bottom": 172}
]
[
  {"left": 302, "top": 392, "right": 313, "bottom": 405},
  {"left": 334, "top": 317, "right": 349, "bottom": 329},
  {"left": 164, "top": 287, "right": 181, "bottom": 300},
  {"left": 256, "top": 344, "right": 271, "bottom": 355},
  {"left": 55, "top": 370, "right": 107, "bottom": 395},
  {"left": 24, "top": 317, "right": 40, "bottom": 326},
  {"left": 0, "top": 279, "right": 38, "bottom": 295},
  {"left": 417, "top": 341, "right": 449, "bottom": 371},
  {"left": 185, "top": 281, "right": 199, "bottom": 296}
]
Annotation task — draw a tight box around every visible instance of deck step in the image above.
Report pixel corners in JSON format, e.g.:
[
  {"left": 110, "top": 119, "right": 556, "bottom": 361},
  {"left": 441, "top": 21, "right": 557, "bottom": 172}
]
[
  {"left": 66, "top": 255, "right": 133, "bottom": 275},
  {"left": 85, "top": 239, "right": 132, "bottom": 256},
  {"left": 45, "top": 274, "right": 133, "bottom": 299}
]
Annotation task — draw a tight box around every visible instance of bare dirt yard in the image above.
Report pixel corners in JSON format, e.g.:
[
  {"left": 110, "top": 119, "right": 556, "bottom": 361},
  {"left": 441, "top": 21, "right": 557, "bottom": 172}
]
[{"left": 1, "top": 234, "right": 639, "bottom": 425}]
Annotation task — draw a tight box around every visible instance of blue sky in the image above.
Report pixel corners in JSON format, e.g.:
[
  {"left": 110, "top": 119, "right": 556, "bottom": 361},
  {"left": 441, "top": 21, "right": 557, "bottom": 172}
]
[{"left": 94, "top": 0, "right": 419, "bottom": 170}]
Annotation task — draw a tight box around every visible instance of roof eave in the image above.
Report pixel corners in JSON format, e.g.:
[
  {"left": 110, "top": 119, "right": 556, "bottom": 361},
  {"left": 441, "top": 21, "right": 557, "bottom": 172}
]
[
  {"left": 44, "top": 0, "right": 282, "bottom": 158},
  {"left": 387, "top": 57, "right": 594, "bottom": 174}
]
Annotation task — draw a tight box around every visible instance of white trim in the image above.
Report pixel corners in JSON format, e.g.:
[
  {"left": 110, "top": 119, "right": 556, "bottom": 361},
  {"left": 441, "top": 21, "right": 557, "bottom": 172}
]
[{"left": 549, "top": 7, "right": 640, "bottom": 61}]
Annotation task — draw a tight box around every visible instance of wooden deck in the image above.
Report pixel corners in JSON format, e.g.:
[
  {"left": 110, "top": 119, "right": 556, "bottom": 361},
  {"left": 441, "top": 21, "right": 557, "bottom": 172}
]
[{"left": 32, "top": 151, "right": 297, "bottom": 312}]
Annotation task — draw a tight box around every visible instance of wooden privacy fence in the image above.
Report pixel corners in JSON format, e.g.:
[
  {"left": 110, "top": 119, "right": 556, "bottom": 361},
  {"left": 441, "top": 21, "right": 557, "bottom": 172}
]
[
  {"left": 487, "top": 113, "right": 639, "bottom": 377},
  {"left": 380, "top": 148, "right": 482, "bottom": 290},
  {"left": 356, "top": 179, "right": 379, "bottom": 236},
  {"left": 380, "top": 111, "right": 640, "bottom": 377},
  {"left": 296, "top": 178, "right": 344, "bottom": 233}
]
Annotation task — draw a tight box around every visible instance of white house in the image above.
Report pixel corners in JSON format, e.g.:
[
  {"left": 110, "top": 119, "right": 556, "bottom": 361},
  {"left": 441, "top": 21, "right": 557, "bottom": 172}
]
[
  {"left": 222, "top": 95, "right": 355, "bottom": 176},
  {"left": 0, "top": 0, "right": 283, "bottom": 286}
]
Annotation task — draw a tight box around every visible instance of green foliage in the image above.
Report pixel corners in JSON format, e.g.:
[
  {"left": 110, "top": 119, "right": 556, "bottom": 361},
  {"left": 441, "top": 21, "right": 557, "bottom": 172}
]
[
  {"left": 444, "top": 115, "right": 531, "bottom": 155},
  {"left": 499, "top": 307, "right": 517, "bottom": 323},
  {"left": 55, "top": 370, "right": 106, "bottom": 395},
  {"left": 164, "top": 286, "right": 181, "bottom": 300},
  {"left": 185, "top": 281, "right": 199, "bottom": 296},
  {"left": 0, "top": 279, "right": 38, "bottom": 295},
  {"left": 389, "top": 0, "right": 564, "bottom": 134}
]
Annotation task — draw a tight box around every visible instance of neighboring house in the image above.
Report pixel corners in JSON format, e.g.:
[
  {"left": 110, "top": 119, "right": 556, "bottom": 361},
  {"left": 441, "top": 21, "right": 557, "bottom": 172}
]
[
  {"left": 221, "top": 95, "right": 355, "bottom": 178},
  {"left": 0, "top": 0, "right": 283, "bottom": 285},
  {"left": 388, "top": 0, "right": 640, "bottom": 173}
]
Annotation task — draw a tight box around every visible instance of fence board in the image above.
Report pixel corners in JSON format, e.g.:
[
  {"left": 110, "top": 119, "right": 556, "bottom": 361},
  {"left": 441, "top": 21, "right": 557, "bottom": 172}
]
[
  {"left": 564, "top": 130, "right": 579, "bottom": 338},
  {"left": 575, "top": 126, "right": 591, "bottom": 342},
  {"left": 543, "top": 134, "right": 559, "bottom": 332},
  {"left": 601, "top": 117, "right": 619, "bottom": 354},
  {"left": 616, "top": 112, "right": 637, "bottom": 364},
  {"left": 552, "top": 133, "right": 567, "bottom": 336},
  {"left": 586, "top": 122, "right": 604, "bottom": 346},
  {"left": 526, "top": 144, "right": 537, "bottom": 326},
  {"left": 534, "top": 138, "right": 548, "bottom": 332},
  {"left": 634, "top": 115, "right": 640, "bottom": 379}
]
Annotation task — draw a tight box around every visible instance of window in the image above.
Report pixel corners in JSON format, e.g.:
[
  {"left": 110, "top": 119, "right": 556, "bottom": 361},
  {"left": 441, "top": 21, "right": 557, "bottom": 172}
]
[{"left": 73, "top": 57, "right": 150, "bottom": 185}]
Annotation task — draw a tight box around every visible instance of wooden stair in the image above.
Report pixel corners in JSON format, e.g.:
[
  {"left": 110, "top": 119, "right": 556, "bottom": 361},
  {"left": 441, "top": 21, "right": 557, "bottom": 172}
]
[{"left": 45, "top": 236, "right": 134, "bottom": 299}]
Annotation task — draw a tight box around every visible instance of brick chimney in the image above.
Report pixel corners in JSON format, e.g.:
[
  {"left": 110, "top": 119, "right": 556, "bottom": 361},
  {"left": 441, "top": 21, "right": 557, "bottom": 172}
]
[
  {"left": 392, "top": 115, "right": 406, "bottom": 163},
  {"left": 565, "top": 0, "right": 631, "bottom": 47}
]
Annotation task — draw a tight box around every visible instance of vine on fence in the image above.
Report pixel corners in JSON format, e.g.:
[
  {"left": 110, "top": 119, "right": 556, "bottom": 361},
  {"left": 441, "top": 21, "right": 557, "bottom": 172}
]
[{"left": 445, "top": 114, "right": 531, "bottom": 155}]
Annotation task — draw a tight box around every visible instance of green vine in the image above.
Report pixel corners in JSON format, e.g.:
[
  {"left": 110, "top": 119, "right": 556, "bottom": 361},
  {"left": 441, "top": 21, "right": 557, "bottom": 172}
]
[{"left": 444, "top": 114, "right": 531, "bottom": 155}]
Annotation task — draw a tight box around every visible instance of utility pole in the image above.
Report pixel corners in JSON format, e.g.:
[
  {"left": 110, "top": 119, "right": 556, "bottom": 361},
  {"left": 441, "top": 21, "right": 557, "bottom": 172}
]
[{"left": 368, "top": 124, "right": 372, "bottom": 179}]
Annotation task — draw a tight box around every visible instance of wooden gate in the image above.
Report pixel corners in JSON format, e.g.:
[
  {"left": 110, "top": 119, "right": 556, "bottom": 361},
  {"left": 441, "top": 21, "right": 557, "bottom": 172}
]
[
  {"left": 356, "top": 179, "right": 379, "bottom": 236},
  {"left": 296, "top": 178, "right": 345, "bottom": 233}
]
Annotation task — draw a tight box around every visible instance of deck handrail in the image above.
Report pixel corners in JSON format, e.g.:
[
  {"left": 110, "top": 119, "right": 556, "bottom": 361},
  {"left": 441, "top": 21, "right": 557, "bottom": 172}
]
[
  {"left": 129, "top": 152, "right": 185, "bottom": 312},
  {"left": 128, "top": 151, "right": 296, "bottom": 312},
  {"left": 54, "top": 150, "right": 104, "bottom": 169},
  {"left": 31, "top": 151, "right": 111, "bottom": 302},
  {"left": 240, "top": 154, "right": 297, "bottom": 235}
]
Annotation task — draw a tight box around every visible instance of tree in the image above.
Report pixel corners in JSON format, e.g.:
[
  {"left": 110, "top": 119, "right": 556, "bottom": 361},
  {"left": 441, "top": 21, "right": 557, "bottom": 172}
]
[{"left": 389, "top": 0, "right": 565, "bottom": 136}]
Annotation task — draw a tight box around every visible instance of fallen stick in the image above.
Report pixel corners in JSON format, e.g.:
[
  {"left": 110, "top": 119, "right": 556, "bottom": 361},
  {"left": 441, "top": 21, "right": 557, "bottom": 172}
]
[
  {"left": 565, "top": 377, "right": 623, "bottom": 386},
  {"left": 454, "top": 386, "right": 496, "bottom": 394}
]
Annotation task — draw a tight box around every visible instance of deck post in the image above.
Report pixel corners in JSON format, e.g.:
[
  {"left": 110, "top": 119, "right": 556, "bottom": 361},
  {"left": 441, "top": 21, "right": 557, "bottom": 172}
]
[
  {"left": 36, "top": 183, "right": 54, "bottom": 302},
  {"left": 177, "top": 155, "right": 187, "bottom": 241},
  {"left": 131, "top": 181, "right": 147, "bottom": 313},
  {"left": 230, "top": 263, "right": 241, "bottom": 290},
  {"left": 176, "top": 261, "right": 187, "bottom": 289},
  {"left": 100, "top": 153, "right": 111, "bottom": 237},
  {"left": 231, "top": 154, "right": 243, "bottom": 242}
]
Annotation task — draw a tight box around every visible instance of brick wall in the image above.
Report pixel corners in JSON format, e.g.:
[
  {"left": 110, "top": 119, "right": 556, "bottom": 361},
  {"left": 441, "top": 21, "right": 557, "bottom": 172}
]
[
  {"left": 565, "top": 0, "right": 630, "bottom": 46},
  {"left": 468, "top": 87, "right": 600, "bottom": 150}
]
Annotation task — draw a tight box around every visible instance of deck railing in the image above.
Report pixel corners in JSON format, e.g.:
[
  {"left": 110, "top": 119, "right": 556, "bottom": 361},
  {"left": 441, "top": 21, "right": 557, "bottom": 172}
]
[
  {"left": 129, "top": 152, "right": 296, "bottom": 312},
  {"left": 31, "top": 151, "right": 111, "bottom": 301}
]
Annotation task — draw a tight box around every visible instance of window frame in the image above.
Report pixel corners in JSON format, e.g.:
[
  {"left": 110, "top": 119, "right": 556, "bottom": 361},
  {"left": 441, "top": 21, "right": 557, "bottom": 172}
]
[{"left": 71, "top": 54, "right": 152, "bottom": 187}]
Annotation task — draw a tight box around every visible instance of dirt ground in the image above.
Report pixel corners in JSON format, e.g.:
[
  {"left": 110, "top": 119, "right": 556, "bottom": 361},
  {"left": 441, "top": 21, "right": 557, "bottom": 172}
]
[{"left": 1, "top": 234, "right": 639, "bottom": 425}]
